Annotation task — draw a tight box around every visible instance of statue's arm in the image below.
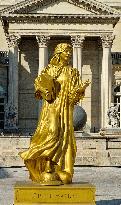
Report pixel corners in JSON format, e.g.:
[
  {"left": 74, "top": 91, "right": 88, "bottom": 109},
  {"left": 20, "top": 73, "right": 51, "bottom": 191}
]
[
  {"left": 34, "top": 67, "right": 50, "bottom": 100},
  {"left": 69, "top": 69, "right": 90, "bottom": 105},
  {"left": 34, "top": 66, "right": 58, "bottom": 102},
  {"left": 79, "top": 79, "right": 90, "bottom": 98}
]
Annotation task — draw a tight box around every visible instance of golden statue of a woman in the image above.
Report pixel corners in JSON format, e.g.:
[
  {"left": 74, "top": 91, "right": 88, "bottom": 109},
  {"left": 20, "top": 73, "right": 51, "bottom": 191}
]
[{"left": 19, "top": 43, "right": 89, "bottom": 185}]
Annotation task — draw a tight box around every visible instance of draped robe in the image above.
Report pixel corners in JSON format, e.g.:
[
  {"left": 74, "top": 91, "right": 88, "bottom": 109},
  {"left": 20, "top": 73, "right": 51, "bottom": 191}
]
[{"left": 20, "top": 64, "right": 83, "bottom": 182}]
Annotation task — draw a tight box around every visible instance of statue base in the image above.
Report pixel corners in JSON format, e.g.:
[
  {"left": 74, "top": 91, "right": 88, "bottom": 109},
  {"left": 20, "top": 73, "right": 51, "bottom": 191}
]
[{"left": 14, "top": 181, "right": 96, "bottom": 205}]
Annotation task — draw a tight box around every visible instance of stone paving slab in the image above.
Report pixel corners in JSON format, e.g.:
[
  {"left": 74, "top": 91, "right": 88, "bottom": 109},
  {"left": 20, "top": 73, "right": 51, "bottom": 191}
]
[{"left": 0, "top": 167, "right": 121, "bottom": 205}]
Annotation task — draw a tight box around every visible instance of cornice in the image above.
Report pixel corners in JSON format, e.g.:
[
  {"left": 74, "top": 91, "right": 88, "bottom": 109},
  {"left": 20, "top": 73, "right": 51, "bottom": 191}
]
[
  {"left": 1, "top": 14, "right": 120, "bottom": 25},
  {"left": 7, "top": 31, "right": 114, "bottom": 38},
  {"left": 0, "top": 0, "right": 120, "bottom": 15}
]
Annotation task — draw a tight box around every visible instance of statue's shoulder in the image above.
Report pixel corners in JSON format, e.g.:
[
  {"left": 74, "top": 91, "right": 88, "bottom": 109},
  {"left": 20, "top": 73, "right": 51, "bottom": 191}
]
[{"left": 41, "top": 65, "right": 50, "bottom": 74}]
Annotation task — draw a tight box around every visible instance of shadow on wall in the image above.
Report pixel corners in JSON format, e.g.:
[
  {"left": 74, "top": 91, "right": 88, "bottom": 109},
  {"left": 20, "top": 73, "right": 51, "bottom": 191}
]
[
  {"left": 0, "top": 167, "right": 9, "bottom": 178},
  {"left": 96, "top": 199, "right": 121, "bottom": 205},
  {"left": 18, "top": 37, "right": 39, "bottom": 132},
  {"left": 0, "top": 167, "right": 28, "bottom": 179}
]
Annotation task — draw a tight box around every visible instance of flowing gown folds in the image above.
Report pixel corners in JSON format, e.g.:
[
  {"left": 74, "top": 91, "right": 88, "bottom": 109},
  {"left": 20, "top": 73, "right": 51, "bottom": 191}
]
[{"left": 20, "top": 64, "right": 82, "bottom": 181}]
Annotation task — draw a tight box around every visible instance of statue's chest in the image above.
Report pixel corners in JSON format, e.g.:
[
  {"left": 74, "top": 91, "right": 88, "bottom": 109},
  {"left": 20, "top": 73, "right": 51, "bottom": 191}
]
[{"left": 57, "top": 70, "right": 71, "bottom": 85}]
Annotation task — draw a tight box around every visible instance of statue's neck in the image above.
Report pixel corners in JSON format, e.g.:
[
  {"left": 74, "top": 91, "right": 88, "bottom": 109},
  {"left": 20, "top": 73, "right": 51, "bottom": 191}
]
[
  {"left": 58, "top": 60, "right": 69, "bottom": 67},
  {"left": 48, "top": 63, "right": 69, "bottom": 79}
]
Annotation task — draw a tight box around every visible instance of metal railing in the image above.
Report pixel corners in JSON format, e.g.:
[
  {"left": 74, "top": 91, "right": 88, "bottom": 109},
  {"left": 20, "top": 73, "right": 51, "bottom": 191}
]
[
  {"left": 0, "top": 51, "right": 9, "bottom": 65},
  {"left": 112, "top": 52, "right": 121, "bottom": 65}
]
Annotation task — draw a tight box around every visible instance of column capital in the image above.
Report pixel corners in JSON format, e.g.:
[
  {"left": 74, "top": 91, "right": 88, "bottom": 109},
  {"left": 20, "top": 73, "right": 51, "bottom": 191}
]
[
  {"left": 71, "top": 35, "right": 85, "bottom": 48},
  {"left": 36, "top": 35, "right": 50, "bottom": 47},
  {"left": 101, "top": 34, "right": 115, "bottom": 48},
  {"left": 7, "top": 34, "right": 21, "bottom": 48}
]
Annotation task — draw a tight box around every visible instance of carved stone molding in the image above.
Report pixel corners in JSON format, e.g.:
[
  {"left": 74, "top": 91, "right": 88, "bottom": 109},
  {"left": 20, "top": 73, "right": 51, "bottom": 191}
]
[
  {"left": 1, "top": 0, "right": 119, "bottom": 15},
  {"left": 107, "top": 104, "right": 120, "bottom": 128},
  {"left": 113, "top": 64, "right": 121, "bottom": 71},
  {"left": 6, "top": 34, "right": 21, "bottom": 48},
  {"left": 71, "top": 35, "right": 85, "bottom": 48},
  {"left": 114, "top": 81, "right": 121, "bottom": 87},
  {"left": 36, "top": 35, "right": 50, "bottom": 47},
  {"left": 101, "top": 34, "right": 115, "bottom": 48},
  {"left": 2, "top": 14, "right": 119, "bottom": 26},
  {"left": 9, "top": 31, "right": 114, "bottom": 38}
]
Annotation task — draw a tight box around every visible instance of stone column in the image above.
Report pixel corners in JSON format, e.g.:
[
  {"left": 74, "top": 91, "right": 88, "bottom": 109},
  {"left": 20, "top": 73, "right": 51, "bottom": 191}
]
[
  {"left": 36, "top": 35, "right": 50, "bottom": 114},
  {"left": 4, "top": 34, "right": 20, "bottom": 130},
  {"left": 101, "top": 34, "right": 114, "bottom": 128},
  {"left": 71, "top": 35, "right": 85, "bottom": 78},
  {"left": 98, "top": 40, "right": 103, "bottom": 129},
  {"left": 36, "top": 35, "right": 50, "bottom": 75}
]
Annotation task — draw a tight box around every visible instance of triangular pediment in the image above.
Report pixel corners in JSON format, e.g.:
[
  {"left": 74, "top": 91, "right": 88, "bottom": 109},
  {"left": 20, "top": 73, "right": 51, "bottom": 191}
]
[
  {"left": 31, "top": 1, "right": 92, "bottom": 15},
  {"left": 1, "top": 0, "right": 119, "bottom": 15},
  {"left": 30, "top": 1, "right": 92, "bottom": 15}
]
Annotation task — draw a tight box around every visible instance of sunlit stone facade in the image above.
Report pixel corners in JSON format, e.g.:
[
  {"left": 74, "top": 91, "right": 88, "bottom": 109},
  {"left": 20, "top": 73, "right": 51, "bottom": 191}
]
[{"left": 0, "top": 0, "right": 121, "bottom": 132}]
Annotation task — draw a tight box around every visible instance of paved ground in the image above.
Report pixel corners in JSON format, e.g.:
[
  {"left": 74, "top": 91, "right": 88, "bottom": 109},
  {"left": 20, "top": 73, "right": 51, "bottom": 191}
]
[{"left": 0, "top": 167, "right": 121, "bottom": 205}]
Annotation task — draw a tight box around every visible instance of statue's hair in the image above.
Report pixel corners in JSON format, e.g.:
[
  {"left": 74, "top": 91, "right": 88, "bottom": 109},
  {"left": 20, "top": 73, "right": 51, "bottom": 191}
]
[{"left": 50, "top": 43, "right": 72, "bottom": 65}]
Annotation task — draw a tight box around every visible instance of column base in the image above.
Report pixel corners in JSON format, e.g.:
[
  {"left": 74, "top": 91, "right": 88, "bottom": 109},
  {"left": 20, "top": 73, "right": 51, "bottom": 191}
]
[{"left": 14, "top": 181, "right": 96, "bottom": 205}]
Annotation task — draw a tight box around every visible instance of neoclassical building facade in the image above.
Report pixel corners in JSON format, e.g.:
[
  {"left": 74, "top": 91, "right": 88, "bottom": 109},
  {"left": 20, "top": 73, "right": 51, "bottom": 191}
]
[{"left": 0, "top": 0, "right": 121, "bottom": 133}]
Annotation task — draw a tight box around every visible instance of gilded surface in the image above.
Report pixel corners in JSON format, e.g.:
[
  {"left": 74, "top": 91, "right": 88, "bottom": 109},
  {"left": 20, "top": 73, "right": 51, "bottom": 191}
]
[
  {"left": 19, "top": 43, "right": 89, "bottom": 185},
  {"left": 14, "top": 182, "right": 95, "bottom": 204}
]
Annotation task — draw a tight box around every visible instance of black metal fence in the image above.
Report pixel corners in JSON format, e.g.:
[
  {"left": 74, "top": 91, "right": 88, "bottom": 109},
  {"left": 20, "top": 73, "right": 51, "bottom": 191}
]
[
  {"left": 0, "top": 51, "right": 9, "bottom": 65},
  {"left": 112, "top": 52, "right": 121, "bottom": 65}
]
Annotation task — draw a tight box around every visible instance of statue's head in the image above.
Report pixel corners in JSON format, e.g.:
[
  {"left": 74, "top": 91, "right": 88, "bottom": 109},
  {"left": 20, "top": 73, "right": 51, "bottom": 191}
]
[
  {"left": 54, "top": 43, "right": 72, "bottom": 55},
  {"left": 50, "top": 43, "right": 72, "bottom": 66}
]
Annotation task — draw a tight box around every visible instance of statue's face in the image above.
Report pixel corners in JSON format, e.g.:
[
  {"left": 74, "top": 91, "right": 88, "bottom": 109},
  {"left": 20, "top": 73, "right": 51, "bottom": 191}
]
[{"left": 60, "top": 47, "right": 72, "bottom": 62}]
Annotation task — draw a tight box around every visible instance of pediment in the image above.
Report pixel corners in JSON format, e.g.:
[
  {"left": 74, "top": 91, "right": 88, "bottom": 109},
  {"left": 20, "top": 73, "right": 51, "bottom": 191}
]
[
  {"left": 1, "top": 0, "right": 119, "bottom": 15},
  {"left": 30, "top": 1, "right": 92, "bottom": 15}
]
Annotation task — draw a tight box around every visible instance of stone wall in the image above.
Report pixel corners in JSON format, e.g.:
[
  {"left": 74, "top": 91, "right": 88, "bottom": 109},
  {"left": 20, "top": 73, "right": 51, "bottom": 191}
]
[
  {"left": 0, "top": 21, "right": 8, "bottom": 51},
  {"left": 0, "top": 1, "right": 121, "bottom": 53},
  {"left": 0, "top": 133, "right": 121, "bottom": 167},
  {"left": 75, "top": 133, "right": 121, "bottom": 166}
]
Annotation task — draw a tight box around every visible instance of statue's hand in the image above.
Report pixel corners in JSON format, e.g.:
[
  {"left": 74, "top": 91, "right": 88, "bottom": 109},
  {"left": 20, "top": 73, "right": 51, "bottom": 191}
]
[
  {"left": 80, "top": 79, "right": 90, "bottom": 93},
  {"left": 82, "top": 79, "right": 91, "bottom": 89}
]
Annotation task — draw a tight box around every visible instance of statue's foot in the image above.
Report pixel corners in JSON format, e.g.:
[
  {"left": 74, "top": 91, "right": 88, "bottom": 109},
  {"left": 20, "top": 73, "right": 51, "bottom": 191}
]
[
  {"left": 37, "top": 160, "right": 63, "bottom": 185},
  {"left": 39, "top": 171, "right": 63, "bottom": 186},
  {"left": 57, "top": 171, "right": 72, "bottom": 184}
]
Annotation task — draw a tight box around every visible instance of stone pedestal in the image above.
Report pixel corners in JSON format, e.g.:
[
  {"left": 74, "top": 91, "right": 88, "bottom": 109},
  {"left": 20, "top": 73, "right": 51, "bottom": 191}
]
[{"left": 14, "top": 182, "right": 96, "bottom": 205}]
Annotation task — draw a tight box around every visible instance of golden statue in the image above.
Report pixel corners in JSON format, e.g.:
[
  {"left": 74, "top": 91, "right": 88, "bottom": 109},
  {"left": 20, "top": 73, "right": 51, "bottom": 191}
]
[{"left": 19, "top": 43, "right": 89, "bottom": 185}]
